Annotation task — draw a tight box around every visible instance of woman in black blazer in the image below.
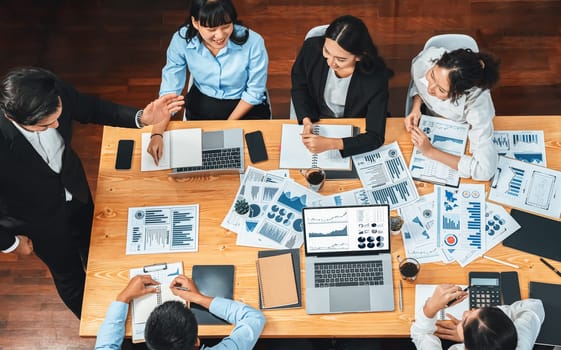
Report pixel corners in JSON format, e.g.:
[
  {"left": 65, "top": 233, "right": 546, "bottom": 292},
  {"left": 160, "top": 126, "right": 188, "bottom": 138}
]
[{"left": 291, "top": 15, "right": 393, "bottom": 157}]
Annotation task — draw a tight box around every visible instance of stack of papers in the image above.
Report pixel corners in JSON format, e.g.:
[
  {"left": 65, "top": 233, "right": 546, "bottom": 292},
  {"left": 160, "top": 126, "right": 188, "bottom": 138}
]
[{"left": 399, "top": 186, "right": 520, "bottom": 267}]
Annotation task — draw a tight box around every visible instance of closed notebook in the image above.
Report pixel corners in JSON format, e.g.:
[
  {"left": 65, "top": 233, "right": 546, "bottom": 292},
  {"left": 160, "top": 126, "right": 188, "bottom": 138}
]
[
  {"left": 257, "top": 252, "right": 298, "bottom": 309},
  {"left": 258, "top": 249, "right": 302, "bottom": 309}
]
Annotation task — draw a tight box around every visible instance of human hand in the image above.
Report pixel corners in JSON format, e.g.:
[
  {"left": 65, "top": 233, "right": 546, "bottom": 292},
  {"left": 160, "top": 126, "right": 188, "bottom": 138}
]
[
  {"left": 301, "top": 133, "right": 337, "bottom": 154},
  {"left": 116, "top": 275, "right": 159, "bottom": 303},
  {"left": 301, "top": 117, "right": 314, "bottom": 135},
  {"left": 141, "top": 94, "right": 185, "bottom": 126},
  {"left": 404, "top": 109, "right": 421, "bottom": 132},
  {"left": 410, "top": 126, "right": 433, "bottom": 155},
  {"left": 14, "top": 235, "right": 33, "bottom": 256},
  {"left": 170, "top": 275, "right": 214, "bottom": 309},
  {"left": 423, "top": 284, "right": 468, "bottom": 318},
  {"left": 146, "top": 134, "right": 164, "bottom": 165},
  {"left": 435, "top": 314, "right": 463, "bottom": 342}
]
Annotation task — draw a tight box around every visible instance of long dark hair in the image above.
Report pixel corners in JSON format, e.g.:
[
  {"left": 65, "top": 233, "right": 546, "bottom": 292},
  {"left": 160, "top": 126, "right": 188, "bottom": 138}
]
[
  {"left": 324, "top": 15, "right": 393, "bottom": 76},
  {"left": 437, "top": 48, "right": 500, "bottom": 102},
  {"left": 463, "top": 307, "right": 517, "bottom": 350},
  {"left": 181, "top": 0, "right": 248, "bottom": 45}
]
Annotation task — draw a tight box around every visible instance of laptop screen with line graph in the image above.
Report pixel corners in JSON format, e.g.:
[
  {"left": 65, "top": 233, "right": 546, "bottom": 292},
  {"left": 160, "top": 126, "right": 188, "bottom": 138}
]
[{"left": 302, "top": 205, "right": 390, "bottom": 256}]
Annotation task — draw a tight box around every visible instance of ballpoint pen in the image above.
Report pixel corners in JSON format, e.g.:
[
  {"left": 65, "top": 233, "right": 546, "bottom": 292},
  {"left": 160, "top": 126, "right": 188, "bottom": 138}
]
[
  {"left": 398, "top": 280, "right": 403, "bottom": 312},
  {"left": 540, "top": 258, "right": 561, "bottom": 278},
  {"left": 174, "top": 286, "right": 191, "bottom": 291},
  {"left": 446, "top": 286, "right": 469, "bottom": 307}
]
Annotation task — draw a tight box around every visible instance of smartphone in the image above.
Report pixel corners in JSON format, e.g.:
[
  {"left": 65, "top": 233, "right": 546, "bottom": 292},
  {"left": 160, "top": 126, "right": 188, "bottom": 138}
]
[
  {"left": 245, "top": 130, "right": 268, "bottom": 163},
  {"left": 115, "top": 139, "right": 134, "bottom": 170},
  {"left": 500, "top": 271, "right": 521, "bottom": 304}
]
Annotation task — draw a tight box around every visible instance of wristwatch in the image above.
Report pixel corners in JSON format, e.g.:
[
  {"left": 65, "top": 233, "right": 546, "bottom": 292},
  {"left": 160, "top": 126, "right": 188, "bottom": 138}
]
[{"left": 135, "top": 110, "right": 145, "bottom": 128}]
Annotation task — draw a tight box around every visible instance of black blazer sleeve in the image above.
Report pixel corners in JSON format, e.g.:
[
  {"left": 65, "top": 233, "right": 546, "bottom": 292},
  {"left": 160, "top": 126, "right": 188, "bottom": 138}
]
[
  {"left": 57, "top": 80, "right": 139, "bottom": 129},
  {"left": 340, "top": 72, "right": 389, "bottom": 157}
]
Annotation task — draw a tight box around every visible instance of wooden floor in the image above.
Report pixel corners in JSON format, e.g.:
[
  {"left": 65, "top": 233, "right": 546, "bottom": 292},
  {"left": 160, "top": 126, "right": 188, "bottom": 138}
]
[{"left": 0, "top": 0, "right": 560, "bottom": 348}]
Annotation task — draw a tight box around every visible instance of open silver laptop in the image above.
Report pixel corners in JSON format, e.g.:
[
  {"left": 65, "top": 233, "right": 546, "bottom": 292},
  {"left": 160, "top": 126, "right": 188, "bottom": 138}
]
[
  {"left": 302, "top": 204, "right": 394, "bottom": 314},
  {"left": 168, "top": 128, "right": 244, "bottom": 178}
]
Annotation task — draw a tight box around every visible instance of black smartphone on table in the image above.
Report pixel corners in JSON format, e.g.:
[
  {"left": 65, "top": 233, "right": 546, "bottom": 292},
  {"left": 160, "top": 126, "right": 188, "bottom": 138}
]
[
  {"left": 245, "top": 130, "right": 268, "bottom": 163},
  {"left": 115, "top": 139, "right": 134, "bottom": 170}
]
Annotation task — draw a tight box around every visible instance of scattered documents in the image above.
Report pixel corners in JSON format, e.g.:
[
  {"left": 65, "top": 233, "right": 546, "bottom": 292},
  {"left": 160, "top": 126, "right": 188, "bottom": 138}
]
[
  {"left": 353, "top": 141, "right": 419, "bottom": 209},
  {"left": 279, "top": 124, "right": 353, "bottom": 170},
  {"left": 399, "top": 189, "right": 520, "bottom": 267},
  {"left": 489, "top": 130, "right": 547, "bottom": 166},
  {"left": 126, "top": 204, "right": 199, "bottom": 255},
  {"left": 409, "top": 115, "right": 469, "bottom": 187},
  {"left": 489, "top": 156, "right": 561, "bottom": 218},
  {"left": 140, "top": 128, "right": 202, "bottom": 171}
]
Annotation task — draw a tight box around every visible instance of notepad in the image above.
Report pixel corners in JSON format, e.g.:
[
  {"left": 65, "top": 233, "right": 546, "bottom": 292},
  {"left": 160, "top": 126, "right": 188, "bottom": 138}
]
[
  {"left": 130, "top": 262, "right": 184, "bottom": 343},
  {"left": 279, "top": 124, "right": 353, "bottom": 170},
  {"left": 415, "top": 284, "right": 469, "bottom": 320},
  {"left": 141, "top": 128, "right": 203, "bottom": 171},
  {"left": 257, "top": 252, "right": 298, "bottom": 309}
]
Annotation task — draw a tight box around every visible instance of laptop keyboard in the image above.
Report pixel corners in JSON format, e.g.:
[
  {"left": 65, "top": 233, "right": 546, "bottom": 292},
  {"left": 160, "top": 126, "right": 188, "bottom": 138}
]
[
  {"left": 174, "top": 147, "right": 242, "bottom": 172},
  {"left": 314, "top": 260, "right": 384, "bottom": 288}
]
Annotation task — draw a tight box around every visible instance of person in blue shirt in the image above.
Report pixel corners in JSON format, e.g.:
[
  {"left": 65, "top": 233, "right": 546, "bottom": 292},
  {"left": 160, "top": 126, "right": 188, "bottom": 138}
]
[
  {"left": 147, "top": 0, "right": 270, "bottom": 164},
  {"left": 94, "top": 274, "right": 266, "bottom": 350}
]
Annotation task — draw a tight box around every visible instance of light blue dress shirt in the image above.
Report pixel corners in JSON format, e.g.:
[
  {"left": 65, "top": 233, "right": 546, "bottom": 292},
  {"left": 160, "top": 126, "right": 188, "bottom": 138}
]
[
  {"left": 160, "top": 24, "right": 268, "bottom": 106},
  {"left": 94, "top": 297, "right": 266, "bottom": 350}
]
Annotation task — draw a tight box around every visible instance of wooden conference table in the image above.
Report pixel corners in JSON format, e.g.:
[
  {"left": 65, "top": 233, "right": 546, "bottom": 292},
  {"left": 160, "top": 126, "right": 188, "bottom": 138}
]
[{"left": 80, "top": 116, "right": 561, "bottom": 339}]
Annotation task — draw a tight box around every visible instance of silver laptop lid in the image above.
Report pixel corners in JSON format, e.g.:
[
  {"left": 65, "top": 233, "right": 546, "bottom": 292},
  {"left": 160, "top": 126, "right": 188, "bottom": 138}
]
[{"left": 302, "top": 204, "right": 391, "bottom": 257}]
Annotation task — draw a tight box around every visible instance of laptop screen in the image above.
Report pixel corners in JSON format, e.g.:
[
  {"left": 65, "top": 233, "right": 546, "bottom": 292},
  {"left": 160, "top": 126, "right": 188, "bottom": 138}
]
[{"left": 302, "top": 205, "right": 390, "bottom": 256}]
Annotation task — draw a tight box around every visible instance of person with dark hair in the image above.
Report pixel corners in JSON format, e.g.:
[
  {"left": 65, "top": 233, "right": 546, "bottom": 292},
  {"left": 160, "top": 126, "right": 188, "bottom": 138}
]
[
  {"left": 411, "top": 284, "right": 544, "bottom": 350},
  {"left": 94, "top": 274, "right": 265, "bottom": 350},
  {"left": 291, "top": 15, "right": 393, "bottom": 157},
  {"left": 148, "top": 0, "right": 270, "bottom": 164},
  {"left": 404, "top": 46, "right": 501, "bottom": 180},
  {"left": 0, "top": 67, "right": 184, "bottom": 318}
]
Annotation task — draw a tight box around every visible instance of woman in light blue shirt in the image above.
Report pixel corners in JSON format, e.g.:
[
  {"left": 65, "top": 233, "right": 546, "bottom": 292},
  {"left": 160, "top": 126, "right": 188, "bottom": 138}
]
[{"left": 148, "top": 0, "right": 270, "bottom": 163}]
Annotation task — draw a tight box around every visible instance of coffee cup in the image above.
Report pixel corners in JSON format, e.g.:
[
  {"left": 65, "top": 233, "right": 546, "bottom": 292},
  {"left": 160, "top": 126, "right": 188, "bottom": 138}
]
[
  {"left": 301, "top": 168, "right": 326, "bottom": 192},
  {"left": 399, "top": 257, "right": 420, "bottom": 281}
]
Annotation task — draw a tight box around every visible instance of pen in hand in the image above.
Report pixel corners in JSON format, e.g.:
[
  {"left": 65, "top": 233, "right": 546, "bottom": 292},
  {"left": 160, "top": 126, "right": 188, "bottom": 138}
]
[
  {"left": 446, "top": 286, "right": 469, "bottom": 307},
  {"left": 540, "top": 257, "right": 561, "bottom": 278},
  {"left": 174, "top": 286, "right": 190, "bottom": 292}
]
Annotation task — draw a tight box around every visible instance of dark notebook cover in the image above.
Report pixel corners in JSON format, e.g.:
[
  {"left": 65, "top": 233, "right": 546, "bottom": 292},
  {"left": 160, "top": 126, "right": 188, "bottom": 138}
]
[
  {"left": 529, "top": 281, "right": 561, "bottom": 346},
  {"left": 191, "top": 265, "right": 234, "bottom": 325},
  {"left": 257, "top": 248, "right": 302, "bottom": 309},
  {"left": 502, "top": 209, "right": 561, "bottom": 262}
]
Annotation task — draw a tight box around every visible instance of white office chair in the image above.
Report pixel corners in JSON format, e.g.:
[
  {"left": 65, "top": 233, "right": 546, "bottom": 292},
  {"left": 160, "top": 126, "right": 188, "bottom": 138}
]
[
  {"left": 404, "top": 34, "right": 479, "bottom": 116},
  {"left": 289, "top": 24, "right": 329, "bottom": 120},
  {"left": 183, "top": 75, "right": 272, "bottom": 120}
]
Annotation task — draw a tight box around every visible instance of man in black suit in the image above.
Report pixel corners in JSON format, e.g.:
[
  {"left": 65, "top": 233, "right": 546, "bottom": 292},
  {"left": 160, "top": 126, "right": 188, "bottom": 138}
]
[{"left": 0, "top": 67, "right": 184, "bottom": 318}]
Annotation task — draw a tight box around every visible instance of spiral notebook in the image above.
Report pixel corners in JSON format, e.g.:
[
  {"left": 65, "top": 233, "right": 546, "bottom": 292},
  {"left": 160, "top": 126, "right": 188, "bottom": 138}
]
[{"left": 279, "top": 123, "right": 353, "bottom": 170}]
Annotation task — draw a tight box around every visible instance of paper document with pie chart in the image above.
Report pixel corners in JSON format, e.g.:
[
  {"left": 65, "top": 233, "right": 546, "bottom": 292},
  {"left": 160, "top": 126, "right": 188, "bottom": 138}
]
[{"left": 435, "top": 184, "right": 485, "bottom": 252}]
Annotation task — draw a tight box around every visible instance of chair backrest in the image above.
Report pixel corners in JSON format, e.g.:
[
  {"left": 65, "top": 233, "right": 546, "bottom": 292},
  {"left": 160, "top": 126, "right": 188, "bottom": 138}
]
[
  {"left": 304, "top": 24, "right": 329, "bottom": 40},
  {"left": 290, "top": 24, "right": 329, "bottom": 119},
  {"left": 423, "top": 34, "right": 479, "bottom": 52},
  {"left": 404, "top": 34, "right": 479, "bottom": 116}
]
